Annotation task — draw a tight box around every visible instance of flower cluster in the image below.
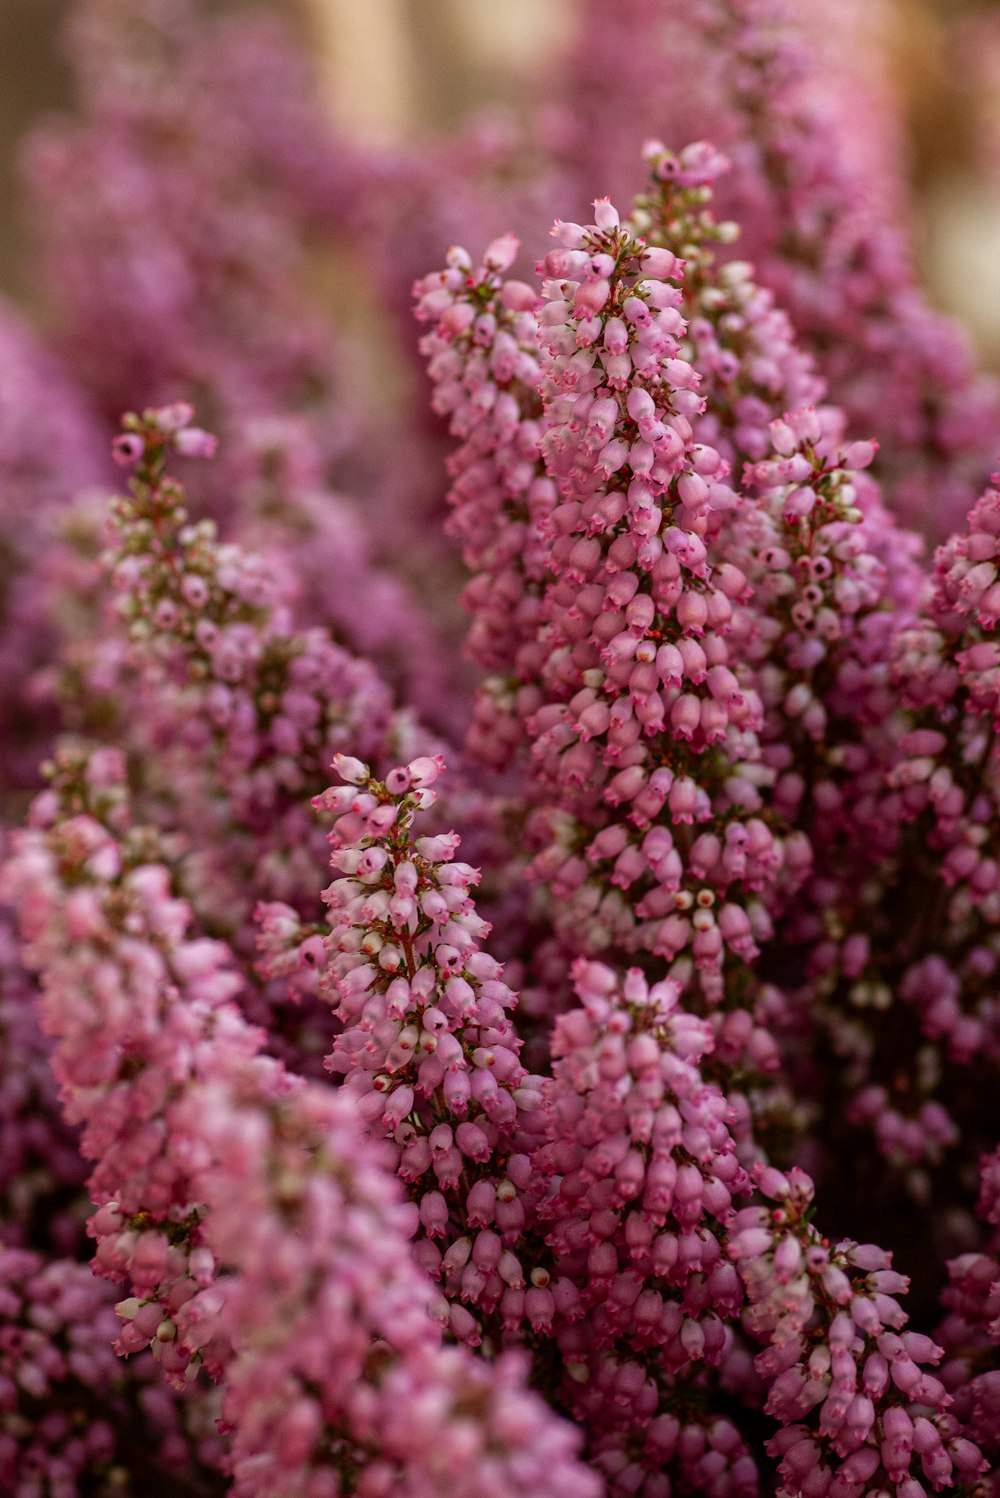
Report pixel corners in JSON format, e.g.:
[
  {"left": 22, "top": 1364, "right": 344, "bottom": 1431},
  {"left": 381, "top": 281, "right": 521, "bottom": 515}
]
[
  {"left": 3, "top": 0, "right": 1000, "bottom": 1493},
  {"left": 552, "top": 0, "right": 1000, "bottom": 539},
  {"left": 2, "top": 745, "right": 594, "bottom": 1498},
  {"left": 730, "top": 1168, "right": 983, "bottom": 1495}
]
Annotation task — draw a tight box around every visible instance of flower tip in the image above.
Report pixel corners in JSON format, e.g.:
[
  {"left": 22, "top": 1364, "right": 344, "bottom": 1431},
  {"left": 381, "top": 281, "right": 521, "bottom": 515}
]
[
  {"left": 174, "top": 426, "right": 219, "bottom": 460},
  {"left": 112, "top": 433, "right": 145, "bottom": 467},
  {"left": 483, "top": 233, "right": 519, "bottom": 273},
  {"left": 592, "top": 197, "right": 620, "bottom": 232},
  {"left": 332, "top": 754, "right": 369, "bottom": 785}
]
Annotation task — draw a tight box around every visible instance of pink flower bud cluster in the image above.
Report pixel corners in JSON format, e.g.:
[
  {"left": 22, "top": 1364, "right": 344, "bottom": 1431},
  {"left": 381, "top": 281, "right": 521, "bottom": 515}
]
[
  {"left": 730, "top": 1167, "right": 986, "bottom": 1495},
  {"left": 412, "top": 163, "right": 908, "bottom": 1094},
  {"left": 634, "top": 139, "right": 823, "bottom": 471},
  {"left": 782, "top": 472, "right": 1000, "bottom": 1185},
  {"left": 554, "top": 0, "right": 1000, "bottom": 539},
  {"left": 930, "top": 473, "right": 1000, "bottom": 716},
  {"left": 0, "top": 912, "right": 88, "bottom": 1255},
  {"left": 199, "top": 1064, "right": 595, "bottom": 1498},
  {"left": 0, "top": 1244, "right": 220, "bottom": 1494},
  {"left": 414, "top": 239, "right": 553, "bottom": 767},
  {"left": 536, "top": 958, "right": 760, "bottom": 1497},
  {"left": 317, "top": 754, "right": 588, "bottom": 1350},
  {"left": 522, "top": 202, "right": 805, "bottom": 996},
  {"left": 937, "top": 1144, "right": 1000, "bottom": 1490},
  {"left": 413, "top": 179, "right": 908, "bottom": 1093},
  {"left": 106, "top": 405, "right": 406, "bottom": 936},
  {"left": 0, "top": 1249, "right": 122, "bottom": 1493},
  {"left": 3, "top": 745, "right": 248, "bottom": 1386},
  {"left": 611, "top": 148, "right": 920, "bottom": 854},
  {"left": 2, "top": 745, "right": 596, "bottom": 1498}
]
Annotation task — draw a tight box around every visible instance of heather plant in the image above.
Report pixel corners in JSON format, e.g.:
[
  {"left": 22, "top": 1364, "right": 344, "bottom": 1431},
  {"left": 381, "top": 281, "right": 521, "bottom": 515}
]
[{"left": 3, "top": 1, "right": 1000, "bottom": 1495}]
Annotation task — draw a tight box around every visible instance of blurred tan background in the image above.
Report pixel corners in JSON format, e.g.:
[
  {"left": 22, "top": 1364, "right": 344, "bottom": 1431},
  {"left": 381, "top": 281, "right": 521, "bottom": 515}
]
[{"left": 3, "top": 0, "right": 1000, "bottom": 360}]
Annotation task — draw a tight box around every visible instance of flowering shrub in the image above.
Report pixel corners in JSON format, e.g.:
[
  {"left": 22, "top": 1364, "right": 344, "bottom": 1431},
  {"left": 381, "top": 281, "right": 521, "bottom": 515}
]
[{"left": 1, "top": 1, "right": 1000, "bottom": 1495}]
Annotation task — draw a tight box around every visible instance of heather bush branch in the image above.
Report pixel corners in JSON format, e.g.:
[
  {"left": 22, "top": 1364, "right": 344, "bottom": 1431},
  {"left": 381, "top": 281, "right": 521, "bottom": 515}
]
[{"left": 2, "top": 745, "right": 596, "bottom": 1498}]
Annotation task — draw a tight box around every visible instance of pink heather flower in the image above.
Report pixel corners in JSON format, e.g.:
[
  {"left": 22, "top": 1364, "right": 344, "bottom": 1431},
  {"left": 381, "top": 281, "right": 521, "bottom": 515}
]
[
  {"left": 532, "top": 959, "right": 761, "bottom": 1494},
  {"left": 100, "top": 409, "right": 438, "bottom": 975},
  {"left": 2, "top": 745, "right": 596, "bottom": 1498},
  {"left": 549, "top": 0, "right": 1000, "bottom": 538},
  {"left": 730, "top": 1167, "right": 986, "bottom": 1494},
  {"left": 317, "top": 755, "right": 557, "bottom": 1345},
  {"left": 415, "top": 245, "right": 550, "bottom": 767},
  {"left": 0, "top": 1247, "right": 222, "bottom": 1493}
]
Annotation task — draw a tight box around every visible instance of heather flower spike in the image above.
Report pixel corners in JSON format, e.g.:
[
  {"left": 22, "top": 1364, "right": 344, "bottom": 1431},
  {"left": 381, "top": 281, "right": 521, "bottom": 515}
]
[{"left": 103, "top": 402, "right": 422, "bottom": 956}]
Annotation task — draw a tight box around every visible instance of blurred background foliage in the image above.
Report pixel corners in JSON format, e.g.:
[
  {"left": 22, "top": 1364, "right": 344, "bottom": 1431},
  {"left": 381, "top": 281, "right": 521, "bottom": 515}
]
[{"left": 3, "top": 0, "right": 1000, "bottom": 359}]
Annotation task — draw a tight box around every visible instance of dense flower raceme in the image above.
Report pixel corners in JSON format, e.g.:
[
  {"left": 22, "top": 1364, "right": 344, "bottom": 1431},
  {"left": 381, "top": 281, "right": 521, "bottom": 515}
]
[
  {"left": 101, "top": 405, "right": 421, "bottom": 939},
  {"left": 414, "top": 234, "right": 550, "bottom": 767},
  {"left": 554, "top": 0, "right": 1000, "bottom": 540},
  {"left": 0, "top": 1245, "right": 227, "bottom": 1498},
  {"left": 1, "top": 746, "right": 596, "bottom": 1498},
  {"left": 316, "top": 753, "right": 556, "bottom": 1349},
  {"left": 729, "top": 1167, "right": 986, "bottom": 1496},
  {"left": 535, "top": 958, "right": 760, "bottom": 1497},
  {"left": 937, "top": 1143, "right": 1000, "bottom": 1493},
  {"left": 524, "top": 199, "right": 791, "bottom": 986},
  {"left": 418, "top": 181, "right": 896, "bottom": 1021},
  {"left": 747, "top": 468, "right": 1000, "bottom": 1225}
]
